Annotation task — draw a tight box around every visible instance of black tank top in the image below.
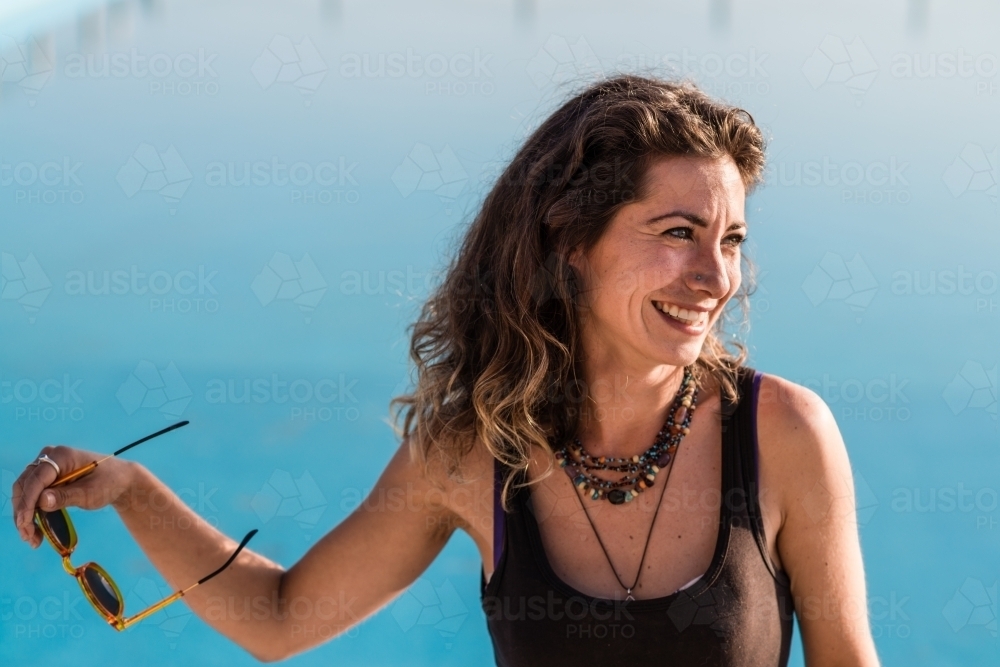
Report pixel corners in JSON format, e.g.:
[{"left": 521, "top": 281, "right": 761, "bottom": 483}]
[{"left": 480, "top": 366, "right": 796, "bottom": 666}]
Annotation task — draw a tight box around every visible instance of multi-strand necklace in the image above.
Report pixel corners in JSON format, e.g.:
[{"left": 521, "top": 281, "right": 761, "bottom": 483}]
[
  {"left": 554, "top": 366, "right": 699, "bottom": 505},
  {"left": 552, "top": 366, "right": 700, "bottom": 602}
]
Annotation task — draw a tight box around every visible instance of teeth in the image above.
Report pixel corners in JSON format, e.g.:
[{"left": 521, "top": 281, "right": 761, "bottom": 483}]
[{"left": 654, "top": 301, "right": 706, "bottom": 325}]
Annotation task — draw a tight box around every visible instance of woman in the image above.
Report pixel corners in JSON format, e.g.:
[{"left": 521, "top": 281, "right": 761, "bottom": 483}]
[{"left": 12, "top": 75, "right": 880, "bottom": 666}]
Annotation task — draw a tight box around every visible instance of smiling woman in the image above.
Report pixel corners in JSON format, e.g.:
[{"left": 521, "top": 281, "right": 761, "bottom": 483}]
[
  {"left": 13, "top": 74, "right": 880, "bottom": 667},
  {"left": 393, "top": 75, "right": 766, "bottom": 506},
  {"left": 389, "top": 75, "right": 880, "bottom": 665}
]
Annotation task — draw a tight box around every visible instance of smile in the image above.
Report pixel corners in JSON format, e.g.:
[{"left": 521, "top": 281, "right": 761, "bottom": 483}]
[{"left": 652, "top": 300, "right": 710, "bottom": 327}]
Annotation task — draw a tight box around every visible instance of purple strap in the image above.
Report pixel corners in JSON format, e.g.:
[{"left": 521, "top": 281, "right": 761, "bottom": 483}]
[
  {"left": 751, "top": 370, "right": 763, "bottom": 490},
  {"left": 493, "top": 456, "right": 504, "bottom": 570}
]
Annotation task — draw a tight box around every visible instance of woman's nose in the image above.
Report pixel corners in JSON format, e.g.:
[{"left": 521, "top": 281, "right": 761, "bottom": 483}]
[{"left": 685, "top": 251, "right": 730, "bottom": 296}]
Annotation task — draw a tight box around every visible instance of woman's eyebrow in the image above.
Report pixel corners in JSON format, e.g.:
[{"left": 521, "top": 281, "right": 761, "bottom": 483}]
[{"left": 644, "top": 209, "right": 747, "bottom": 231}]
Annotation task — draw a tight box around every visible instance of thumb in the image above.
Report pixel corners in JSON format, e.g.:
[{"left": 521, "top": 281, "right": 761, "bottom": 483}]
[
  {"left": 38, "top": 485, "right": 87, "bottom": 511},
  {"left": 39, "top": 488, "right": 65, "bottom": 512},
  {"left": 39, "top": 479, "right": 106, "bottom": 512}
]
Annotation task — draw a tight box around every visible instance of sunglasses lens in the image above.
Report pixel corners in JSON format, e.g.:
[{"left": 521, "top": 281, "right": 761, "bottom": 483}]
[
  {"left": 82, "top": 565, "right": 122, "bottom": 617},
  {"left": 38, "top": 509, "right": 73, "bottom": 551}
]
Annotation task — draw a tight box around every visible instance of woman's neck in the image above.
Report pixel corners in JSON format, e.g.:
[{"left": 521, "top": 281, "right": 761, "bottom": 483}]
[{"left": 573, "top": 360, "right": 692, "bottom": 460}]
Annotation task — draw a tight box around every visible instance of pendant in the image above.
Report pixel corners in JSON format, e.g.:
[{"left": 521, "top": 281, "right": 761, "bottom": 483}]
[
  {"left": 625, "top": 589, "right": 635, "bottom": 602},
  {"left": 607, "top": 489, "right": 626, "bottom": 505}
]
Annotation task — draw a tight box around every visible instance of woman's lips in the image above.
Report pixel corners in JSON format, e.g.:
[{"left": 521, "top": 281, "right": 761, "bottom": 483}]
[{"left": 652, "top": 300, "right": 709, "bottom": 334}]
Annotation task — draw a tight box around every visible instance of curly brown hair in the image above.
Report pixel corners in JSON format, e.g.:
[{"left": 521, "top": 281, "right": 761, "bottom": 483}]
[{"left": 390, "top": 74, "right": 767, "bottom": 509}]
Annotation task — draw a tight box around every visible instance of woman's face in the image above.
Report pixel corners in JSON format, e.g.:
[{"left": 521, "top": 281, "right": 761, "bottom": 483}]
[{"left": 568, "top": 154, "right": 747, "bottom": 370}]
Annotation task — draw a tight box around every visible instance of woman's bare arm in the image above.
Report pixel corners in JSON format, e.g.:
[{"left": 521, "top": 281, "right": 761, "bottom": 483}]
[
  {"left": 12, "top": 438, "right": 460, "bottom": 662},
  {"left": 261, "top": 441, "right": 462, "bottom": 660},
  {"left": 759, "top": 374, "right": 882, "bottom": 667}
]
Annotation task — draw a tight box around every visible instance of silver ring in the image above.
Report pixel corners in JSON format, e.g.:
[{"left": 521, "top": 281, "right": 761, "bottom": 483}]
[{"left": 30, "top": 454, "right": 61, "bottom": 477}]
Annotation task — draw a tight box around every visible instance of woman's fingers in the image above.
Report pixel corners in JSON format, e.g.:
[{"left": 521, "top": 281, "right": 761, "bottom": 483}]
[
  {"left": 12, "top": 451, "right": 61, "bottom": 541},
  {"left": 12, "top": 446, "right": 93, "bottom": 543}
]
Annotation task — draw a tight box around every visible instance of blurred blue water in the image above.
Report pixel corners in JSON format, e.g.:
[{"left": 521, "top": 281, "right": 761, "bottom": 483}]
[{"left": 1, "top": 1, "right": 998, "bottom": 665}]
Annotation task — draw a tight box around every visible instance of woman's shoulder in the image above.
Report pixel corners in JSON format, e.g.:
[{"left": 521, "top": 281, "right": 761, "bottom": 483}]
[
  {"left": 401, "top": 432, "right": 496, "bottom": 513},
  {"left": 752, "top": 370, "right": 854, "bottom": 526},
  {"left": 753, "top": 370, "right": 837, "bottom": 433}
]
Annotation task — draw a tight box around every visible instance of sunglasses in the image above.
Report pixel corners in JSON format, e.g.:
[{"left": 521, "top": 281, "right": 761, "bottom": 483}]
[{"left": 32, "top": 420, "right": 258, "bottom": 631}]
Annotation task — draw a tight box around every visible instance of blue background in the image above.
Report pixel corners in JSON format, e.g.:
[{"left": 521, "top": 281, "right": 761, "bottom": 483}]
[{"left": 1, "top": 0, "right": 998, "bottom": 665}]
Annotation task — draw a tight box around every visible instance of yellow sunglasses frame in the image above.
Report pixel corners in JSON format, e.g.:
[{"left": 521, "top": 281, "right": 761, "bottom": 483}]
[
  {"left": 31, "top": 421, "right": 257, "bottom": 631},
  {"left": 34, "top": 502, "right": 197, "bottom": 631}
]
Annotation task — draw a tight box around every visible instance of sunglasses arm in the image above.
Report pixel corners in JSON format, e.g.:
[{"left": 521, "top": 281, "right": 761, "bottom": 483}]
[
  {"left": 49, "top": 455, "right": 115, "bottom": 488},
  {"left": 116, "top": 582, "right": 200, "bottom": 630},
  {"left": 114, "top": 529, "right": 258, "bottom": 631},
  {"left": 48, "top": 420, "right": 189, "bottom": 490}
]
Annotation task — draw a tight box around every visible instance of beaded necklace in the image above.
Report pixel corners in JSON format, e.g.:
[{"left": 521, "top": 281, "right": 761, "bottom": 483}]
[
  {"left": 554, "top": 366, "right": 699, "bottom": 505},
  {"left": 551, "top": 366, "right": 700, "bottom": 601}
]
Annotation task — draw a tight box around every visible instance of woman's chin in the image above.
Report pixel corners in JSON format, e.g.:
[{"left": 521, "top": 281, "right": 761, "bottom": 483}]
[{"left": 648, "top": 341, "right": 703, "bottom": 368}]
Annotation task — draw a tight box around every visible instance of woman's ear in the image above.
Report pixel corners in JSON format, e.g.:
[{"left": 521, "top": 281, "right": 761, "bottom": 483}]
[
  {"left": 564, "top": 245, "right": 592, "bottom": 309},
  {"left": 567, "top": 245, "right": 585, "bottom": 274}
]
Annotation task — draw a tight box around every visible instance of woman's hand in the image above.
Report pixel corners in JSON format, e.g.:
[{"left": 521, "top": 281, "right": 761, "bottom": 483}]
[{"left": 11, "top": 445, "right": 139, "bottom": 547}]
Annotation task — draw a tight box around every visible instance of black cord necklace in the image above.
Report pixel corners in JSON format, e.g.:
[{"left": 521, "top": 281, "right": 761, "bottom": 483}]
[
  {"left": 556, "top": 367, "right": 700, "bottom": 602},
  {"left": 571, "top": 440, "right": 680, "bottom": 602}
]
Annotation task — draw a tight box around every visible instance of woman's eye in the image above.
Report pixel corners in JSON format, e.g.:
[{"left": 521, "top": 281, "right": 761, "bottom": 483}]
[
  {"left": 663, "top": 227, "right": 693, "bottom": 240},
  {"left": 662, "top": 227, "right": 747, "bottom": 247}
]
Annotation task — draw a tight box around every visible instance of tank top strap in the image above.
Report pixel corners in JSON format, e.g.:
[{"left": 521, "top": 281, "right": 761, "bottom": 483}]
[
  {"left": 724, "top": 365, "right": 785, "bottom": 581},
  {"left": 493, "top": 454, "right": 506, "bottom": 570},
  {"left": 719, "top": 364, "right": 753, "bottom": 499}
]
